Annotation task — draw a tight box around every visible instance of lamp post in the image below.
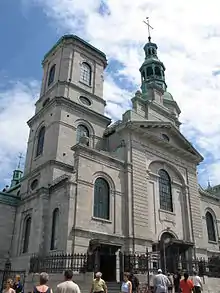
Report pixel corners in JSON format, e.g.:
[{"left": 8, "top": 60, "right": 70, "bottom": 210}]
[{"left": 163, "top": 238, "right": 170, "bottom": 274}]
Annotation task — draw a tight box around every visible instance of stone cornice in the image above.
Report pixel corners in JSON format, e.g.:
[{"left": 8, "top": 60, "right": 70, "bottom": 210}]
[
  {"left": 21, "top": 160, "right": 75, "bottom": 182},
  {"left": 71, "top": 143, "right": 127, "bottom": 169},
  {"left": 199, "top": 187, "right": 220, "bottom": 203},
  {"left": 0, "top": 192, "right": 20, "bottom": 206},
  {"left": 28, "top": 96, "right": 111, "bottom": 127},
  {"left": 112, "top": 121, "right": 202, "bottom": 163},
  {"left": 49, "top": 174, "right": 71, "bottom": 193},
  {"left": 42, "top": 35, "right": 107, "bottom": 67}
]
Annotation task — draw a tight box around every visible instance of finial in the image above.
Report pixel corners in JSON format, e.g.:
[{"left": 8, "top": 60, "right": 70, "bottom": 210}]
[
  {"left": 17, "top": 152, "right": 23, "bottom": 169},
  {"left": 143, "top": 17, "right": 154, "bottom": 42},
  {"left": 207, "top": 179, "right": 212, "bottom": 190}
]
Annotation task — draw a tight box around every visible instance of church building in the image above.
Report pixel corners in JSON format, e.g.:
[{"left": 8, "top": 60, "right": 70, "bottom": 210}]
[{"left": 1, "top": 34, "right": 220, "bottom": 278}]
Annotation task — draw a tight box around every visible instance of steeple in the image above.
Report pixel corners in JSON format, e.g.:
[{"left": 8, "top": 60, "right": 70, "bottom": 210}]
[
  {"left": 127, "top": 18, "right": 181, "bottom": 128},
  {"left": 10, "top": 153, "right": 23, "bottom": 188},
  {"left": 140, "top": 18, "right": 167, "bottom": 96}
]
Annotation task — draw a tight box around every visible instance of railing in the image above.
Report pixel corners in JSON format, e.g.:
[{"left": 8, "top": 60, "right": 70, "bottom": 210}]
[
  {"left": 123, "top": 252, "right": 160, "bottom": 274},
  {"left": 29, "top": 253, "right": 89, "bottom": 273},
  {"left": 29, "top": 252, "right": 220, "bottom": 278}
]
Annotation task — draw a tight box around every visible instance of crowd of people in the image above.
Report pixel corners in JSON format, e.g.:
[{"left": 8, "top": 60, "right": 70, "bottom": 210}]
[
  {"left": 2, "top": 269, "right": 203, "bottom": 293},
  {"left": 152, "top": 269, "right": 203, "bottom": 293},
  {"left": 3, "top": 275, "right": 24, "bottom": 293}
]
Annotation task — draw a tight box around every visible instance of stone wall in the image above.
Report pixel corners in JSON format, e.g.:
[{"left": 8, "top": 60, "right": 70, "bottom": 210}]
[
  {"left": 24, "top": 272, "right": 93, "bottom": 293},
  {"left": 0, "top": 202, "right": 16, "bottom": 268}
]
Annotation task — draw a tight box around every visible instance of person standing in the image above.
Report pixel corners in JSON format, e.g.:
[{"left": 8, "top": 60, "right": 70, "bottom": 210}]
[
  {"left": 57, "top": 270, "right": 80, "bottom": 293},
  {"left": 180, "top": 273, "right": 194, "bottom": 293},
  {"left": 3, "top": 279, "right": 16, "bottom": 293},
  {"left": 167, "top": 273, "right": 173, "bottom": 293},
  {"left": 192, "top": 272, "right": 203, "bottom": 293},
  {"left": 13, "top": 275, "right": 23, "bottom": 293},
  {"left": 129, "top": 272, "right": 139, "bottom": 293},
  {"left": 121, "top": 273, "right": 132, "bottom": 293},
  {"left": 90, "top": 272, "right": 107, "bottom": 293},
  {"left": 33, "top": 272, "right": 53, "bottom": 293},
  {"left": 173, "top": 270, "right": 181, "bottom": 293},
  {"left": 153, "top": 269, "right": 170, "bottom": 293}
]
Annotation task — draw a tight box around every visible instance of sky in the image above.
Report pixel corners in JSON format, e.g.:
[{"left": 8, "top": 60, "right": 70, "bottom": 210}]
[{"left": 1, "top": 0, "right": 220, "bottom": 189}]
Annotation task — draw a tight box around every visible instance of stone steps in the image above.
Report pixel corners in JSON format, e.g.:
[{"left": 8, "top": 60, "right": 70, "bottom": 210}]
[{"left": 107, "top": 282, "right": 121, "bottom": 293}]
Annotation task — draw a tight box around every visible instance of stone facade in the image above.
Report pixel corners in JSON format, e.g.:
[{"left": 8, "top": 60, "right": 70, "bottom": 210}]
[{"left": 1, "top": 34, "right": 220, "bottom": 276}]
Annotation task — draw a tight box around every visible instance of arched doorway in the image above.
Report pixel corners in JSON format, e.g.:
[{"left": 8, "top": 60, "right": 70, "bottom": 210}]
[{"left": 160, "top": 232, "right": 178, "bottom": 273}]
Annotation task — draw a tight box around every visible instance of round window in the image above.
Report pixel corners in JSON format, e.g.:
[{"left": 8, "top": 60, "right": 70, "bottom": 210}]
[
  {"left": 162, "top": 134, "right": 170, "bottom": 142},
  {"left": 79, "top": 96, "right": 91, "bottom": 106},
  {"left": 31, "top": 179, "right": 39, "bottom": 190}
]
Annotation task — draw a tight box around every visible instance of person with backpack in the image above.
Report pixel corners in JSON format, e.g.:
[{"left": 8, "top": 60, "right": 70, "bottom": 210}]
[{"left": 129, "top": 272, "right": 140, "bottom": 293}]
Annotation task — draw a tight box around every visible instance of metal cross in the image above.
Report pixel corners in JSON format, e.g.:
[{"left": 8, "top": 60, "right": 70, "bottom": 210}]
[
  {"left": 143, "top": 17, "right": 154, "bottom": 41},
  {"left": 17, "top": 152, "right": 23, "bottom": 169}
]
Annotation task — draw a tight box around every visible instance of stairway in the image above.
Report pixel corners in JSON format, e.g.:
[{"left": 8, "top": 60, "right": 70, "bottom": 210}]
[{"left": 107, "top": 282, "right": 121, "bottom": 293}]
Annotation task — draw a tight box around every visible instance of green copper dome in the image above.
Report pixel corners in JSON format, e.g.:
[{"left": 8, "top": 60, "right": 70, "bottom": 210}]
[
  {"left": 139, "top": 39, "right": 167, "bottom": 95},
  {"left": 163, "top": 92, "right": 174, "bottom": 101}
]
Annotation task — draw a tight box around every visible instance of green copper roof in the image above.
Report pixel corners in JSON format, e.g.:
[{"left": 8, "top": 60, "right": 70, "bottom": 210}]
[
  {"left": 0, "top": 192, "right": 20, "bottom": 206},
  {"left": 43, "top": 35, "right": 107, "bottom": 63},
  {"left": 163, "top": 92, "right": 174, "bottom": 101}
]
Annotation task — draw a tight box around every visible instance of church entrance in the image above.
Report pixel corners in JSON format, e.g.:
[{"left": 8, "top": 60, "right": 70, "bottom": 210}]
[
  {"left": 88, "top": 240, "right": 120, "bottom": 282},
  {"left": 99, "top": 244, "right": 119, "bottom": 281},
  {"left": 158, "top": 232, "right": 193, "bottom": 273}
]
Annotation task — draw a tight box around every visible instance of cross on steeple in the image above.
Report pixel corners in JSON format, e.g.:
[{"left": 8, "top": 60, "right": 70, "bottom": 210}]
[
  {"left": 143, "top": 17, "right": 154, "bottom": 42},
  {"left": 17, "top": 152, "right": 23, "bottom": 169}
]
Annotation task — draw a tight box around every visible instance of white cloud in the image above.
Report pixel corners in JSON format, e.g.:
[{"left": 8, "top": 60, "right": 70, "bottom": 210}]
[
  {"left": 27, "top": 0, "right": 220, "bottom": 186},
  {"left": 6, "top": 0, "right": 220, "bottom": 188},
  {"left": 0, "top": 81, "right": 39, "bottom": 188}
]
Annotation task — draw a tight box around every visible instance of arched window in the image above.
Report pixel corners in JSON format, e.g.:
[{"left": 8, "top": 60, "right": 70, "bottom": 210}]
[
  {"left": 159, "top": 169, "right": 173, "bottom": 212},
  {"left": 93, "top": 178, "right": 110, "bottom": 220},
  {"left": 76, "top": 124, "right": 89, "bottom": 145},
  {"left": 23, "top": 216, "right": 31, "bottom": 253},
  {"left": 147, "top": 67, "right": 153, "bottom": 77},
  {"left": 142, "top": 71, "right": 146, "bottom": 80},
  {"left": 48, "top": 64, "right": 56, "bottom": 86},
  {"left": 80, "top": 62, "right": 91, "bottom": 85},
  {"left": 51, "top": 208, "right": 59, "bottom": 250},
  {"left": 36, "top": 126, "right": 45, "bottom": 157},
  {"left": 155, "top": 66, "right": 161, "bottom": 76},
  {"left": 206, "top": 212, "right": 216, "bottom": 242}
]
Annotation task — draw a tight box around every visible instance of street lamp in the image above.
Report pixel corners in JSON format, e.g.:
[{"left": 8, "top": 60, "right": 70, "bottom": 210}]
[{"left": 163, "top": 238, "right": 171, "bottom": 274}]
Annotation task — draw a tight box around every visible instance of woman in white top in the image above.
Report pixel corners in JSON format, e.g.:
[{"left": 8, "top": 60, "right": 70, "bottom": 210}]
[
  {"left": 3, "top": 279, "right": 16, "bottom": 293},
  {"left": 121, "top": 273, "right": 132, "bottom": 293},
  {"left": 192, "top": 271, "right": 203, "bottom": 293}
]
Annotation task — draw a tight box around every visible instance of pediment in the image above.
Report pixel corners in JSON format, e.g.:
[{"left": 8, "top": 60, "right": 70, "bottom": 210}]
[{"left": 129, "top": 121, "right": 203, "bottom": 162}]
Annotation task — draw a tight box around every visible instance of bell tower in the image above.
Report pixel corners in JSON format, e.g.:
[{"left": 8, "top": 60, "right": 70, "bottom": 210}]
[
  {"left": 128, "top": 18, "right": 181, "bottom": 127},
  {"left": 140, "top": 38, "right": 167, "bottom": 95},
  {"left": 21, "top": 35, "right": 111, "bottom": 195}
]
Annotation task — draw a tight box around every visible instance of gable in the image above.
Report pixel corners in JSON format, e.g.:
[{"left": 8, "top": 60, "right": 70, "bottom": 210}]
[{"left": 128, "top": 121, "right": 203, "bottom": 163}]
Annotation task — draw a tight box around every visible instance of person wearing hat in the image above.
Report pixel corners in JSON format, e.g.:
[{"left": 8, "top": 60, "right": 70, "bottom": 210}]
[{"left": 153, "top": 269, "right": 171, "bottom": 293}]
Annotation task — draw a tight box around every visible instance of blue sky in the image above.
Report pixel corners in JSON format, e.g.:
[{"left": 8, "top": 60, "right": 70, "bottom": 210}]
[{"left": 1, "top": 0, "right": 220, "bottom": 190}]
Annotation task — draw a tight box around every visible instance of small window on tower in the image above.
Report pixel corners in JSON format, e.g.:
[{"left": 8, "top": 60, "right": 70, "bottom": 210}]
[
  {"left": 147, "top": 67, "right": 153, "bottom": 77},
  {"left": 80, "top": 62, "right": 92, "bottom": 85},
  {"left": 48, "top": 64, "right": 56, "bottom": 86},
  {"left": 155, "top": 66, "right": 161, "bottom": 76}
]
